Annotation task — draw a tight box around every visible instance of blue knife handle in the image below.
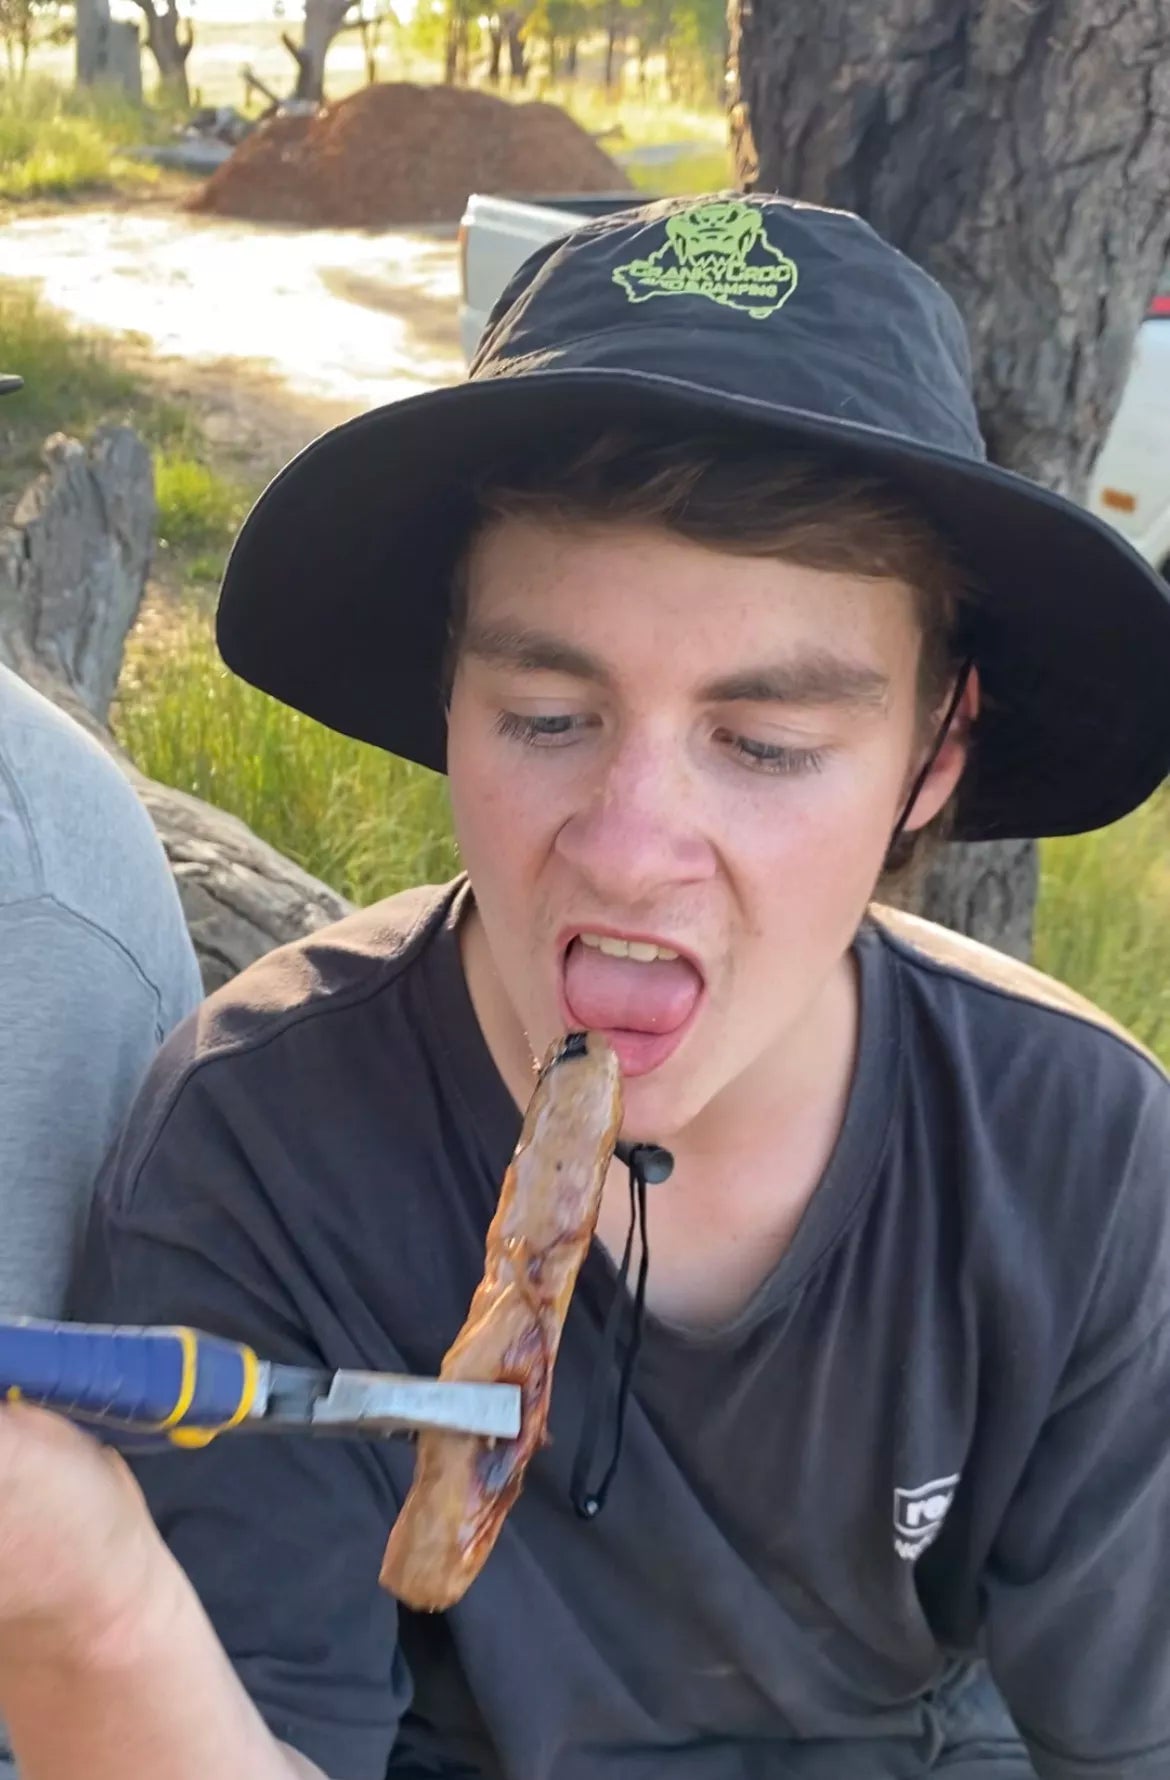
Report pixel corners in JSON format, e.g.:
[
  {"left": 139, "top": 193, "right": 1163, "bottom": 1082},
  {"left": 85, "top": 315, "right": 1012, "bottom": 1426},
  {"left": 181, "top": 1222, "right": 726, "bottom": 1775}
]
[{"left": 0, "top": 1319, "right": 261, "bottom": 1448}]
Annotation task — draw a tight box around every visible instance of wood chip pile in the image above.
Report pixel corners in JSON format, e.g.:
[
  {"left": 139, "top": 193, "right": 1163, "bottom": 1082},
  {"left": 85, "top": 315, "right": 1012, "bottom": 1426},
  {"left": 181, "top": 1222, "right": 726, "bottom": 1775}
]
[{"left": 189, "top": 83, "right": 634, "bottom": 227}]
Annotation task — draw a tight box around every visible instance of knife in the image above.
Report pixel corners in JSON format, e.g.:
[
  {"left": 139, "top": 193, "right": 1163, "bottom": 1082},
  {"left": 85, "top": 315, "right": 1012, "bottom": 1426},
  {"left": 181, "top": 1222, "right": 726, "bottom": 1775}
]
[{"left": 0, "top": 1318, "right": 520, "bottom": 1450}]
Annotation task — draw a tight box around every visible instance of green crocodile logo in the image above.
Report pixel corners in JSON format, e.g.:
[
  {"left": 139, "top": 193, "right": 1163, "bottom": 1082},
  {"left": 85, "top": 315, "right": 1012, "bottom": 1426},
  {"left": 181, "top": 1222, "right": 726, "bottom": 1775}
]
[{"left": 613, "top": 200, "right": 799, "bottom": 321}]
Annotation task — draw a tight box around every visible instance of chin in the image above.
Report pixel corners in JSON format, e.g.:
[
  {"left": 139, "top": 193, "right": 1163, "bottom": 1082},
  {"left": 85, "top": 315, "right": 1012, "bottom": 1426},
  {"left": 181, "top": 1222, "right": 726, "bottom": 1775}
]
[{"left": 613, "top": 1069, "right": 709, "bottom": 1146}]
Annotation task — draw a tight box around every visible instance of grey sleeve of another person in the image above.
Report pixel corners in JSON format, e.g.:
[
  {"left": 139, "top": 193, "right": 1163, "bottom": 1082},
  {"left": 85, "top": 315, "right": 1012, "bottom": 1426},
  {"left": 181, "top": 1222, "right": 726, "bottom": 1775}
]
[{"left": 0, "top": 897, "right": 200, "bottom": 1322}]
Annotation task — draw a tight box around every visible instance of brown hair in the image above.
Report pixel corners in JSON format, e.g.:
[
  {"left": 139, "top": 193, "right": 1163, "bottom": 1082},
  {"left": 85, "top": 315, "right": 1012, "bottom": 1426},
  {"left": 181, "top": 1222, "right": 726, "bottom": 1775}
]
[{"left": 449, "top": 427, "right": 972, "bottom": 884}]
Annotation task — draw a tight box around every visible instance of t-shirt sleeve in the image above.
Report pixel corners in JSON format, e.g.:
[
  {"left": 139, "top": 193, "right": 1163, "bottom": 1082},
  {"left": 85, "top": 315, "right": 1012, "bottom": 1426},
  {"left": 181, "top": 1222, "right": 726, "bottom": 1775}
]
[
  {"left": 0, "top": 901, "right": 166, "bottom": 1320},
  {"left": 981, "top": 1067, "right": 1170, "bottom": 1778},
  {"left": 66, "top": 1047, "right": 414, "bottom": 1780}
]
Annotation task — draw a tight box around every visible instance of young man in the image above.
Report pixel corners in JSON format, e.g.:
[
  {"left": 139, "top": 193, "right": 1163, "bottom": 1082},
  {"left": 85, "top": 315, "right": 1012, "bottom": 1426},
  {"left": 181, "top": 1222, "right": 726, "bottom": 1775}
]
[{"left": 0, "top": 196, "right": 1168, "bottom": 1780}]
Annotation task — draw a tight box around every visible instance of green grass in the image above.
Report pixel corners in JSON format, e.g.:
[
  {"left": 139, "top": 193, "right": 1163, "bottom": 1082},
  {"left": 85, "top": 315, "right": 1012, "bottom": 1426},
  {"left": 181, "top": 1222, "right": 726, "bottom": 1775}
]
[
  {"left": 114, "top": 608, "right": 459, "bottom": 905},
  {"left": 0, "top": 282, "right": 136, "bottom": 428},
  {"left": 626, "top": 147, "right": 733, "bottom": 197},
  {"left": 0, "top": 286, "right": 202, "bottom": 492},
  {"left": 155, "top": 452, "right": 249, "bottom": 552},
  {"left": 543, "top": 83, "right": 729, "bottom": 151},
  {"left": 0, "top": 77, "right": 160, "bottom": 200},
  {"left": 1034, "top": 786, "right": 1170, "bottom": 1063},
  {"left": 185, "top": 549, "right": 231, "bottom": 586}
]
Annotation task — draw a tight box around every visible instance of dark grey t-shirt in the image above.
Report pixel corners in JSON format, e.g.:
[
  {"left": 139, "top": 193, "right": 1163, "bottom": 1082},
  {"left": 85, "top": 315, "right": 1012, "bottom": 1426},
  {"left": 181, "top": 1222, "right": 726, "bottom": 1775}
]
[{"left": 70, "top": 879, "right": 1170, "bottom": 1780}]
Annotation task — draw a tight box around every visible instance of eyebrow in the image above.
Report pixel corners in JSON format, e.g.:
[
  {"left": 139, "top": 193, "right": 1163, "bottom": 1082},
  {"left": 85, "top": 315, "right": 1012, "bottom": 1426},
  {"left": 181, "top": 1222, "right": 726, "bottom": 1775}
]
[
  {"left": 701, "top": 655, "right": 890, "bottom": 709},
  {"left": 462, "top": 622, "right": 609, "bottom": 683},
  {"left": 462, "top": 622, "right": 889, "bottom": 709}
]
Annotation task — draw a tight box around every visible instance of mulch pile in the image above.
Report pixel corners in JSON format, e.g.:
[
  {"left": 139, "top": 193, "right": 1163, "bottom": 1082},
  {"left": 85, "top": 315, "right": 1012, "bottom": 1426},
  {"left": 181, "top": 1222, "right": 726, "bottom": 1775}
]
[{"left": 189, "top": 83, "right": 633, "bottom": 228}]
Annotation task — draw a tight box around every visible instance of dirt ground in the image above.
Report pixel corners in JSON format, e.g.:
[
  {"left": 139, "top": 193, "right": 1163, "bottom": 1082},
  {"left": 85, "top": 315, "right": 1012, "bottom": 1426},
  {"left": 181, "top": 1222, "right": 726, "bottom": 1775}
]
[{"left": 0, "top": 197, "right": 466, "bottom": 485}]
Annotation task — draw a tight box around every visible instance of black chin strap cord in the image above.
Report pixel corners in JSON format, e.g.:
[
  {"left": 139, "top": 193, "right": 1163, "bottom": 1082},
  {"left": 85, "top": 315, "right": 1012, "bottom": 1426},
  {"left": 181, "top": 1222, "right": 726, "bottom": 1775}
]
[
  {"left": 887, "top": 657, "right": 975, "bottom": 857},
  {"left": 569, "top": 1142, "right": 673, "bottom": 1520}
]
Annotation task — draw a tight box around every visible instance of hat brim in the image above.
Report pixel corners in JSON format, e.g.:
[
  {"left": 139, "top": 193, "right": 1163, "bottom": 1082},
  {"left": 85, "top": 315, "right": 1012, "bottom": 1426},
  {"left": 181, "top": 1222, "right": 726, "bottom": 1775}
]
[{"left": 216, "top": 366, "right": 1170, "bottom": 841}]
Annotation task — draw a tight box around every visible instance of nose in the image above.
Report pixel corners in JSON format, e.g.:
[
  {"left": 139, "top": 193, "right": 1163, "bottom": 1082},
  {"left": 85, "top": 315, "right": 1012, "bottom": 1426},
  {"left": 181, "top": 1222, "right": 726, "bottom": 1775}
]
[{"left": 554, "top": 724, "right": 717, "bottom": 903}]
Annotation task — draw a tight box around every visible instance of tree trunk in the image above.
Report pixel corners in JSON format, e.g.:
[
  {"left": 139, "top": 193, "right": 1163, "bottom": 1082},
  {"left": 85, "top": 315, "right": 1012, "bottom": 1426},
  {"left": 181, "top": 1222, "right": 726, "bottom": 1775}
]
[
  {"left": 915, "top": 839, "right": 1039, "bottom": 964},
  {"left": 728, "top": 0, "right": 1170, "bottom": 959},
  {"left": 0, "top": 429, "right": 352, "bottom": 993},
  {"left": 487, "top": 16, "right": 502, "bottom": 81},
  {"left": 129, "top": 0, "right": 192, "bottom": 102},
  {"left": 604, "top": 20, "right": 620, "bottom": 87},
  {"left": 283, "top": 0, "right": 351, "bottom": 102},
  {"left": 76, "top": 0, "right": 112, "bottom": 80},
  {"left": 505, "top": 8, "right": 527, "bottom": 81},
  {"left": 358, "top": 12, "right": 380, "bottom": 83}
]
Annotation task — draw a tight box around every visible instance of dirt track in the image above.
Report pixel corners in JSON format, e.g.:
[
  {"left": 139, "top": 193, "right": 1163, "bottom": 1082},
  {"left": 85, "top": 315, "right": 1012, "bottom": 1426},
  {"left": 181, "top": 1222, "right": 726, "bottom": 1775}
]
[{"left": 0, "top": 205, "right": 465, "bottom": 481}]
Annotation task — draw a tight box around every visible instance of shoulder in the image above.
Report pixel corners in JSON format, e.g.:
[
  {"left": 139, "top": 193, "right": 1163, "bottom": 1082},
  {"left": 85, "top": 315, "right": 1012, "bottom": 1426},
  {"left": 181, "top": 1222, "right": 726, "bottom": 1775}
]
[
  {"left": 0, "top": 667, "right": 197, "bottom": 1019},
  {"left": 870, "top": 901, "right": 1164, "bottom": 1083},
  {"left": 0, "top": 665, "right": 152, "bottom": 888},
  {"left": 107, "top": 880, "right": 464, "bottom": 1191},
  {"left": 870, "top": 905, "right": 1170, "bottom": 1342},
  {"left": 186, "top": 879, "right": 461, "bottom": 1062}
]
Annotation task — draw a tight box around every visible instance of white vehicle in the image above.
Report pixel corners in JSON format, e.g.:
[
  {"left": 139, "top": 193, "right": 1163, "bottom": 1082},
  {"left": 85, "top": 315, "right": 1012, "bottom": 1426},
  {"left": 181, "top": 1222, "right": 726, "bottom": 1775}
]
[
  {"left": 457, "top": 193, "right": 639, "bottom": 363},
  {"left": 459, "top": 194, "right": 1170, "bottom": 576},
  {"left": 1086, "top": 273, "right": 1170, "bottom": 575}
]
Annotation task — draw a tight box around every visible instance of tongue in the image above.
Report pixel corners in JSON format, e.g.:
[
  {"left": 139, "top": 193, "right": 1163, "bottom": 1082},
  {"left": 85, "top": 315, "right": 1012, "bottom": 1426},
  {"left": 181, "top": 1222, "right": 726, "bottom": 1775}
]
[{"left": 563, "top": 940, "right": 702, "bottom": 1035}]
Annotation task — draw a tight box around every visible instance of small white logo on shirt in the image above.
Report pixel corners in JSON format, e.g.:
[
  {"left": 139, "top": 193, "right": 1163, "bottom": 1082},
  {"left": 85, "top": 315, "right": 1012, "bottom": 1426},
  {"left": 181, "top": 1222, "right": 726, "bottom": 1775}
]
[{"left": 893, "top": 1475, "right": 959, "bottom": 1561}]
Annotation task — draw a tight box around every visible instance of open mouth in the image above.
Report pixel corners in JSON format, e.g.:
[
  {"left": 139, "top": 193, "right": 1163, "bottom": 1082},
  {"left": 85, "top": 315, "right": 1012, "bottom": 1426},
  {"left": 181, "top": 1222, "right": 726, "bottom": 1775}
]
[{"left": 559, "top": 928, "right": 705, "bottom": 1078}]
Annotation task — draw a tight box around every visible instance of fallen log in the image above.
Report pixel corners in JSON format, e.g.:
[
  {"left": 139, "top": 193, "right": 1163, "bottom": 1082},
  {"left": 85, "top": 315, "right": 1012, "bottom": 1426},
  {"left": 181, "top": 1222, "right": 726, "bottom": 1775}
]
[{"left": 0, "top": 426, "right": 351, "bottom": 991}]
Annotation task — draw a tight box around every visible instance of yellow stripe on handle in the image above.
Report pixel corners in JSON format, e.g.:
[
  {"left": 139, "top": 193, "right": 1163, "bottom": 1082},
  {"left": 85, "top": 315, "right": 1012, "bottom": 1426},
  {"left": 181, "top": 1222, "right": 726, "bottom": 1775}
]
[
  {"left": 153, "top": 1327, "right": 199, "bottom": 1432},
  {"left": 167, "top": 1338, "right": 260, "bottom": 1449}
]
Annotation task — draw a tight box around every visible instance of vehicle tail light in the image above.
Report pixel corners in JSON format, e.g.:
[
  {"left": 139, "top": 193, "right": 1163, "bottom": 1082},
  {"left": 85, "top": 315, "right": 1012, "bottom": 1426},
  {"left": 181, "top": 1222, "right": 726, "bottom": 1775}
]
[
  {"left": 1148, "top": 294, "right": 1170, "bottom": 318},
  {"left": 1100, "top": 488, "right": 1137, "bottom": 513}
]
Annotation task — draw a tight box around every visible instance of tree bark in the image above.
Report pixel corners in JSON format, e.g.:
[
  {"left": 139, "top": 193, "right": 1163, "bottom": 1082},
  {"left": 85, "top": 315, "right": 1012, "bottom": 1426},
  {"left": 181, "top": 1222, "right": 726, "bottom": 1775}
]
[
  {"left": 282, "top": 0, "right": 352, "bottom": 102},
  {"left": 915, "top": 838, "right": 1039, "bottom": 963},
  {"left": 604, "top": 19, "right": 620, "bottom": 87},
  {"left": 127, "top": 0, "right": 191, "bottom": 101},
  {"left": 74, "top": 0, "right": 113, "bottom": 86},
  {"left": 728, "top": 0, "right": 1170, "bottom": 958},
  {"left": 505, "top": 8, "right": 527, "bottom": 81},
  {"left": 357, "top": 10, "right": 382, "bottom": 84},
  {"left": 0, "top": 429, "right": 154, "bottom": 722},
  {"left": 0, "top": 429, "right": 352, "bottom": 992}
]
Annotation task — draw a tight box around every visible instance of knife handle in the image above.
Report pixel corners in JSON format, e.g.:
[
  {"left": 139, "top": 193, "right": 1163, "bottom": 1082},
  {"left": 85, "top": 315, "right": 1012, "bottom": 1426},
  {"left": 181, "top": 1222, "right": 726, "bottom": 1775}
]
[{"left": 0, "top": 1319, "right": 261, "bottom": 1448}]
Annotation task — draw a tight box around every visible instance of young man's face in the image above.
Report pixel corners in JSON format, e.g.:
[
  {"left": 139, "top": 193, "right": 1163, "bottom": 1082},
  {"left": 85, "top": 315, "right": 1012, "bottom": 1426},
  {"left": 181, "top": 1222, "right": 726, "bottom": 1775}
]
[{"left": 447, "top": 515, "right": 964, "bottom": 1139}]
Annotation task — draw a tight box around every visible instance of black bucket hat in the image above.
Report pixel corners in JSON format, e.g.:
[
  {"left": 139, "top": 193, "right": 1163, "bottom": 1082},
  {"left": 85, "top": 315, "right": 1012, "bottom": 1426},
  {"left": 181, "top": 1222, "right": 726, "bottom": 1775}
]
[{"left": 217, "top": 194, "right": 1170, "bottom": 841}]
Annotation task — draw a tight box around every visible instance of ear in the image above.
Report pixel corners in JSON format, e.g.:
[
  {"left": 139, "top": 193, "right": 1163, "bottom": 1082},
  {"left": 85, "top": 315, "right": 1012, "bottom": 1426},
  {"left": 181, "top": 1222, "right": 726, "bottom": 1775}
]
[{"left": 899, "top": 666, "right": 981, "bottom": 833}]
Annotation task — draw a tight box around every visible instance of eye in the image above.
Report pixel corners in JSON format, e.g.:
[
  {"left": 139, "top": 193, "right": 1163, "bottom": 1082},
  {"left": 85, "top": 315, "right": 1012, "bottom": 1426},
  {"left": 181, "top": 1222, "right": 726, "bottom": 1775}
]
[
  {"left": 716, "top": 730, "right": 827, "bottom": 776},
  {"left": 494, "top": 711, "right": 594, "bottom": 748}
]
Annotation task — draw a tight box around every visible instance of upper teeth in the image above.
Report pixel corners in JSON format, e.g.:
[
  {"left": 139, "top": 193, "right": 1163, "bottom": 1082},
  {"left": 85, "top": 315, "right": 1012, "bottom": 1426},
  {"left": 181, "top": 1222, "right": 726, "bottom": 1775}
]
[{"left": 578, "top": 933, "right": 680, "bottom": 963}]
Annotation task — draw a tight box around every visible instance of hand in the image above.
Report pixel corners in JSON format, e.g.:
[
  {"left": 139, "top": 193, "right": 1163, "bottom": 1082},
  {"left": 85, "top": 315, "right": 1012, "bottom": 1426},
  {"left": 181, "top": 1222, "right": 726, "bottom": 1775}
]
[{"left": 0, "top": 1403, "right": 174, "bottom": 1675}]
